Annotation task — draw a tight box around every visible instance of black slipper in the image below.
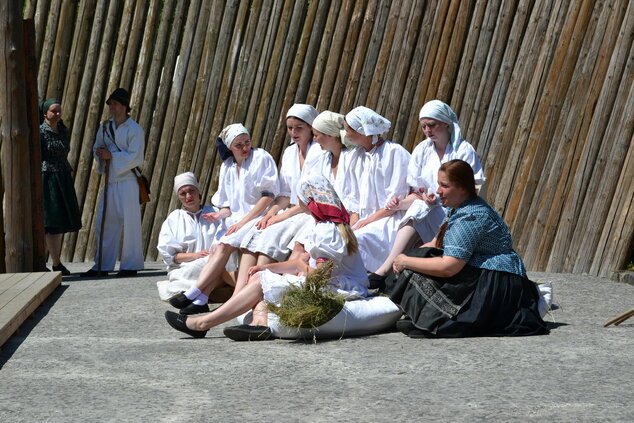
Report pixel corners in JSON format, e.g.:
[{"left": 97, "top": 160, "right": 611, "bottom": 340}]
[
  {"left": 179, "top": 303, "right": 210, "bottom": 315},
  {"left": 164, "top": 311, "right": 207, "bottom": 338},
  {"left": 223, "top": 324, "right": 273, "bottom": 341},
  {"left": 395, "top": 318, "right": 416, "bottom": 335},
  {"left": 168, "top": 292, "right": 193, "bottom": 309}
]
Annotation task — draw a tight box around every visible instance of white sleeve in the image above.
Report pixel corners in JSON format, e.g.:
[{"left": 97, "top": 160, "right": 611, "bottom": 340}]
[
  {"left": 382, "top": 143, "right": 411, "bottom": 200},
  {"left": 156, "top": 212, "right": 185, "bottom": 266},
  {"left": 407, "top": 141, "right": 428, "bottom": 189},
  {"left": 110, "top": 122, "right": 145, "bottom": 176},
  {"left": 456, "top": 141, "right": 485, "bottom": 184},
  {"left": 255, "top": 150, "right": 280, "bottom": 197},
  {"left": 277, "top": 146, "right": 294, "bottom": 199},
  {"left": 308, "top": 222, "right": 346, "bottom": 265},
  {"left": 211, "top": 161, "right": 231, "bottom": 208}
]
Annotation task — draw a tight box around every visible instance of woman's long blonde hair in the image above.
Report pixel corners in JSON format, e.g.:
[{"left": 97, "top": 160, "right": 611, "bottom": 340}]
[{"left": 337, "top": 223, "right": 358, "bottom": 255}]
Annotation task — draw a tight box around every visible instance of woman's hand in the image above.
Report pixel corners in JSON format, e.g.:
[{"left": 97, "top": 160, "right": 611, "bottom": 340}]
[
  {"left": 349, "top": 212, "right": 360, "bottom": 227},
  {"left": 392, "top": 254, "right": 408, "bottom": 275},
  {"left": 265, "top": 214, "right": 285, "bottom": 227},
  {"left": 246, "top": 265, "right": 267, "bottom": 282},
  {"left": 255, "top": 215, "right": 271, "bottom": 229},
  {"left": 225, "top": 221, "right": 244, "bottom": 236},
  {"left": 385, "top": 196, "right": 400, "bottom": 210},
  {"left": 352, "top": 218, "right": 370, "bottom": 231},
  {"left": 422, "top": 192, "right": 437, "bottom": 206},
  {"left": 96, "top": 147, "right": 112, "bottom": 160},
  {"left": 202, "top": 212, "right": 222, "bottom": 222}
]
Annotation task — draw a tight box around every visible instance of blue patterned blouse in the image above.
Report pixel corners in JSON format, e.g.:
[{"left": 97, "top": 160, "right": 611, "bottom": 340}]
[{"left": 442, "top": 197, "right": 526, "bottom": 277}]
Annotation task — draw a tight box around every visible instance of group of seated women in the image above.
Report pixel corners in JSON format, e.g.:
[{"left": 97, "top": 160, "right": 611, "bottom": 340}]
[{"left": 158, "top": 101, "right": 549, "bottom": 341}]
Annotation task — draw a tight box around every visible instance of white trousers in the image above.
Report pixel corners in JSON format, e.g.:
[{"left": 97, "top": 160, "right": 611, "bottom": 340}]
[{"left": 93, "top": 179, "right": 144, "bottom": 271}]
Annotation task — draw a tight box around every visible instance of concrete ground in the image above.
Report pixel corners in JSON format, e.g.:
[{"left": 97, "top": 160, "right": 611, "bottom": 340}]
[{"left": 0, "top": 262, "right": 632, "bottom": 422}]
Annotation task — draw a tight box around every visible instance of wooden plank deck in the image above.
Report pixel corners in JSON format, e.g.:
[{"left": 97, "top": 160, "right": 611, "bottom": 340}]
[{"left": 0, "top": 272, "right": 62, "bottom": 347}]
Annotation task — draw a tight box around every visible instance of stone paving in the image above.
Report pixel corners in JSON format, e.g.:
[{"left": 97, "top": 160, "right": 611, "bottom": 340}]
[{"left": 0, "top": 262, "right": 632, "bottom": 422}]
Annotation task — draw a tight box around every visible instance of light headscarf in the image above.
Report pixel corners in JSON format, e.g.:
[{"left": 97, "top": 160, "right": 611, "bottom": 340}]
[
  {"left": 286, "top": 104, "right": 319, "bottom": 126},
  {"left": 345, "top": 106, "right": 391, "bottom": 145},
  {"left": 298, "top": 175, "right": 350, "bottom": 225},
  {"left": 219, "top": 123, "right": 249, "bottom": 148},
  {"left": 312, "top": 111, "right": 353, "bottom": 148},
  {"left": 173, "top": 172, "right": 200, "bottom": 194},
  {"left": 419, "top": 100, "right": 463, "bottom": 149}
]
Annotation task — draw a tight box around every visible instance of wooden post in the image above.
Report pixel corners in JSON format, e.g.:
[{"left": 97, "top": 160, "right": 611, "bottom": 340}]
[
  {"left": 24, "top": 19, "right": 47, "bottom": 272},
  {"left": 1, "top": 2, "right": 34, "bottom": 272}
]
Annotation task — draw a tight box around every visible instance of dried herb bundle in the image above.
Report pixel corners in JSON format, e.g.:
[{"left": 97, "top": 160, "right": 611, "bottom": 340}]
[{"left": 268, "top": 261, "right": 346, "bottom": 329}]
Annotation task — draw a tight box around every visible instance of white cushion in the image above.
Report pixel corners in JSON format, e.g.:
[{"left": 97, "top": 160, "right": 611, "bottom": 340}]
[{"left": 237, "top": 296, "right": 402, "bottom": 339}]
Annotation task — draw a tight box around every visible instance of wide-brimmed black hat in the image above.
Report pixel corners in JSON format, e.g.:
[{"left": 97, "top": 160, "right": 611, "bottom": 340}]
[{"left": 106, "top": 88, "right": 131, "bottom": 110}]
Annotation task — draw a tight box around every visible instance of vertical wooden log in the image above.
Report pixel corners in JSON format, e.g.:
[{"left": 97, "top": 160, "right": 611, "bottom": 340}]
[
  {"left": 24, "top": 19, "right": 48, "bottom": 271},
  {"left": 120, "top": 1, "right": 148, "bottom": 90},
  {"left": 1, "top": 2, "right": 34, "bottom": 272},
  {"left": 306, "top": 0, "right": 341, "bottom": 105},
  {"left": 37, "top": 0, "right": 62, "bottom": 102},
  {"left": 33, "top": 0, "right": 51, "bottom": 63},
  {"left": 46, "top": 0, "right": 77, "bottom": 100},
  {"left": 296, "top": 0, "right": 330, "bottom": 101}
]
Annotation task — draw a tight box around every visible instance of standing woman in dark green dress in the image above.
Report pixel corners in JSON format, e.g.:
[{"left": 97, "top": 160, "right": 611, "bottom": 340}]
[{"left": 39, "top": 98, "right": 82, "bottom": 275}]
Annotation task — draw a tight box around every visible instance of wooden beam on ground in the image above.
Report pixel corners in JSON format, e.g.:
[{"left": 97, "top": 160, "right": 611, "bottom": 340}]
[{"left": 0, "top": 272, "right": 61, "bottom": 347}]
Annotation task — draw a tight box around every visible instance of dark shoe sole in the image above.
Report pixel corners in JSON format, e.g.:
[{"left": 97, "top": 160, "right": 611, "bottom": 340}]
[
  {"left": 116, "top": 270, "right": 138, "bottom": 277},
  {"left": 169, "top": 292, "right": 193, "bottom": 309},
  {"left": 396, "top": 318, "right": 415, "bottom": 335},
  {"left": 79, "top": 269, "right": 109, "bottom": 277},
  {"left": 164, "top": 311, "right": 207, "bottom": 338},
  {"left": 223, "top": 325, "right": 273, "bottom": 341},
  {"left": 179, "top": 303, "right": 210, "bottom": 315}
]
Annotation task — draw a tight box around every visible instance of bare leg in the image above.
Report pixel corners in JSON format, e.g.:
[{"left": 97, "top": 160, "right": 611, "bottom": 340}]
[
  {"left": 45, "top": 233, "right": 64, "bottom": 266},
  {"left": 374, "top": 224, "right": 419, "bottom": 276},
  {"left": 233, "top": 251, "right": 257, "bottom": 295},
  {"left": 251, "top": 301, "right": 269, "bottom": 326},
  {"left": 196, "top": 243, "right": 236, "bottom": 296},
  {"left": 187, "top": 273, "right": 265, "bottom": 331}
]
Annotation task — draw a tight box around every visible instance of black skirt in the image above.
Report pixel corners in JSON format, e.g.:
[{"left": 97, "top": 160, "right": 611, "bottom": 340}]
[
  {"left": 383, "top": 247, "right": 549, "bottom": 338},
  {"left": 42, "top": 171, "right": 82, "bottom": 234}
]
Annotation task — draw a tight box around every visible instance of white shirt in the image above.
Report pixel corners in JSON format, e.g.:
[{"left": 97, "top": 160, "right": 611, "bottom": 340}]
[
  {"left": 157, "top": 205, "right": 225, "bottom": 272},
  {"left": 348, "top": 141, "right": 411, "bottom": 218},
  {"left": 93, "top": 117, "right": 145, "bottom": 182},
  {"left": 408, "top": 139, "right": 484, "bottom": 192},
  {"left": 278, "top": 141, "right": 323, "bottom": 205},
  {"left": 212, "top": 148, "right": 279, "bottom": 219}
]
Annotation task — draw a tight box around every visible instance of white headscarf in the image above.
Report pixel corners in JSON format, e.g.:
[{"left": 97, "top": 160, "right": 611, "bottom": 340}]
[
  {"left": 345, "top": 106, "right": 391, "bottom": 145},
  {"left": 173, "top": 172, "right": 200, "bottom": 194},
  {"left": 418, "top": 100, "right": 463, "bottom": 149},
  {"left": 286, "top": 104, "right": 319, "bottom": 126},
  {"left": 312, "top": 111, "right": 353, "bottom": 148},
  {"left": 219, "top": 123, "right": 249, "bottom": 148}
]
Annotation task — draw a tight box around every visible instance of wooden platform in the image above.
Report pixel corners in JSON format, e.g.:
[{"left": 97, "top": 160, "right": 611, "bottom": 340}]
[{"left": 0, "top": 272, "right": 61, "bottom": 347}]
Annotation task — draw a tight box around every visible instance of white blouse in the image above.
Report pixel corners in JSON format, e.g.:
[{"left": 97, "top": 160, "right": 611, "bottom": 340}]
[
  {"left": 278, "top": 141, "right": 323, "bottom": 205},
  {"left": 157, "top": 205, "right": 224, "bottom": 272},
  {"left": 408, "top": 139, "right": 484, "bottom": 193},
  {"left": 211, "top": 148, "right": 279, "bottom": 219}
]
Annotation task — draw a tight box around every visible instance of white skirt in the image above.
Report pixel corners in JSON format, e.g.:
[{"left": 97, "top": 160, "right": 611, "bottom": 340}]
[
  {"left": 399, "top": 200, "right": 446, "bottom": 243},
  {"left": 217, "top": 215, "right": 260, "bottom": 248},
  {"left": 240, "top": 213, "right": 313, "bottom": 262},
  {"left": 354, "top": 211, "right": 403, "bottom": 273}
]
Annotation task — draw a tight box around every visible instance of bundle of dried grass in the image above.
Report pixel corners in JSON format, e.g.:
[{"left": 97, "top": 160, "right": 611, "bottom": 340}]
[{"left": 267, "top": 261, "right": 346, "bottom": 329}]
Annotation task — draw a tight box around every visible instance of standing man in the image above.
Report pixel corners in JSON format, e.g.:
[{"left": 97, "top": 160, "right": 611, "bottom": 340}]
[{"left": 81, "top": 88, "right": 145, "bottom": 277}]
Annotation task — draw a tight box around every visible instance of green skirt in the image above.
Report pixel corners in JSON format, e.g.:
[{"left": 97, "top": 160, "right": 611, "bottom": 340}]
[{"left": 42, "top": 171, "right": 82, "bottom": 234}]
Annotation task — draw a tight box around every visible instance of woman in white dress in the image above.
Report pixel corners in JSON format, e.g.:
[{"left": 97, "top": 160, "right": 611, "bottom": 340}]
[
  {"left": 235, "top": 104, "right": 321, "bottom": 294},
  {"left": 168, "top": 124, "right": 279, "bottom": 314},
  {"left": 369, "top": 100, "right": 484, "bottom": 284},
  {"left": 289, "top": 110, "right": 356, "bottom": 253},
  {"left": 343, "top": 106, "right": 411, "bottom": 273},
  {"left": 156, "top": 172, "right": 235, "bottom": 302},
  {"left": 164, "top": 175, "right": 369, "bottom": 341}
]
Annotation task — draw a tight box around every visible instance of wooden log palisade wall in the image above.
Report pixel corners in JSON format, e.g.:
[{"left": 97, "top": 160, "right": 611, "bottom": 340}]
[{"left": 4, "top": 0, "right": 631, "bottom": 278}]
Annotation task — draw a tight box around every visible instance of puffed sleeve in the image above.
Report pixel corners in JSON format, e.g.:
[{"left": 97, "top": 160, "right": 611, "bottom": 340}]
[
  {"left": 455, "top": 141, "right": 485, "bottom": 184},
  {"left": 442, "top": 211, "right": 493, "bottom": 261},
  {"left": 382, "top": 143, "right": 410, "bottom": 200},
  {"left": 211, "top": 160, "right": 231, "bottom": 208},
  {"left": 340, "top": 147, "right": 363, "bottom": 214},
  {"left": 308, "top": 222, "right": 346, "bottom": 265},
  {"left": 407, "top": 140, "right": 430, "bottom": 189},
  {"left": 157, "top": 211, "right": 186, "bottom": 266},
  {"left": 277, "top": 146, "right": 294, "bottom": 199},
  {"left": 253, "top": 149, "right": 279, "bottom": 198}
]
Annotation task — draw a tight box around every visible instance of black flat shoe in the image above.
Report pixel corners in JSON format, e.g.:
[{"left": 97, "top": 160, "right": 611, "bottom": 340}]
[
  {"left": 79, "top": 269, "right": 109, "bottom": 277},
  {"left": 52, "top": 264, "right": 71, "bottom": 276},
  {"left": 179, "top": 303, "right": 210, "bottom": 315},
  {"left": 116, "top": 270, "right": 138, "bottom": 277},
  {"left": 169, "top": 292, "right": 193, "bottom": 309},
  {"left": 223, "top": 324, "right": 273, "bottom": 341},
  {"left": 395, "top": 318, "right": 415, "bottom": 335},
  {"left": 368, "top": 272, "right": 387, "bottom": 290},
  {"left": 164, "top": 311, "right": 207, "bottom": 338}
]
